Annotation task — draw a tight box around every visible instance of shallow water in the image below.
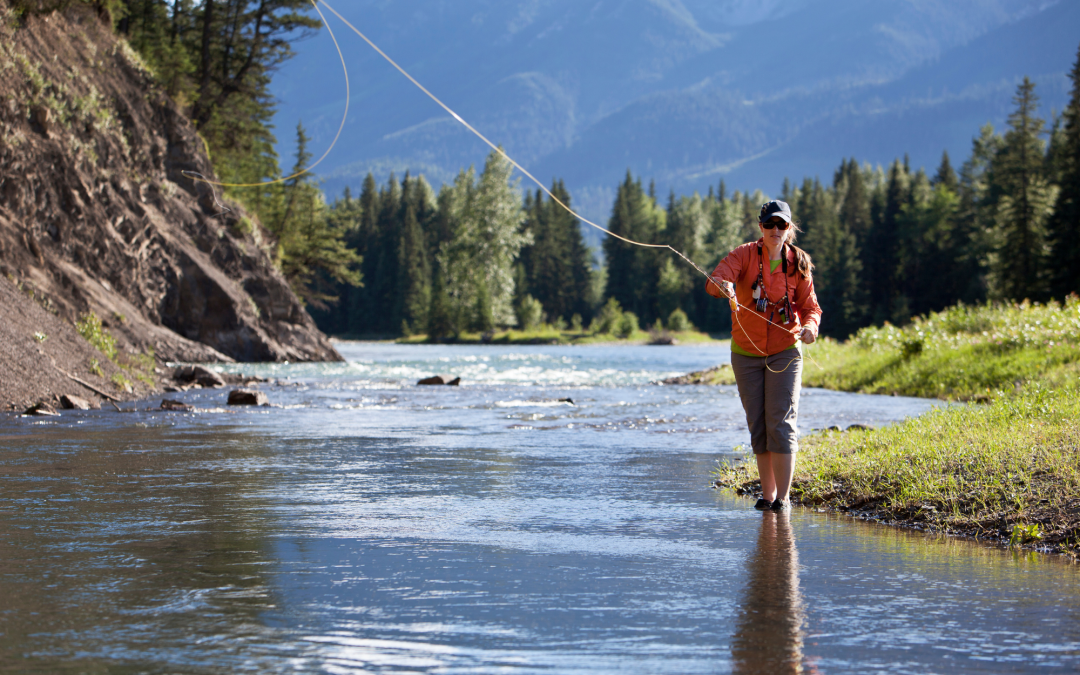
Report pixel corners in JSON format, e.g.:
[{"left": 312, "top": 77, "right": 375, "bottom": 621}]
[{"left": 1, "top": 343, "right": 1077, "bottom": 673}]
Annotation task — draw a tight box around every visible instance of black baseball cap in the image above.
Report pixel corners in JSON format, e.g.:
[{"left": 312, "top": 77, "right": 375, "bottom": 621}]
[{"left": 759, "top": 200, "right": 792, "bottom": 223}]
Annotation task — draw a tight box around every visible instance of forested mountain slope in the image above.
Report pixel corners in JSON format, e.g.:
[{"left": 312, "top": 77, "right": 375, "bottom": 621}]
[
  {"left": 272, "top": 0, "right": 1076, "bottom": 229},
  {"left": 0, "top": 1, "right": 340, "bottom": 385}
]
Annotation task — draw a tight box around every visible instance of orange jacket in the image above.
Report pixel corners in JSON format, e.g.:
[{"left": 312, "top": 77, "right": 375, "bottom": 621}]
[{"left": 707, "top": 240, "right": 822, "bottom": 356}]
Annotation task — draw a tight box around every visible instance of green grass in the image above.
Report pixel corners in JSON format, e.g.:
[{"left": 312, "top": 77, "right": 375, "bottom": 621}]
[
  {"left": 74, "top": 311, "right": 156, "bottom": 388},
  {"left": 716, "top": 380, "right": 1080, "bottom": 555},
  {"left": 75, "top": 311, "right": 118, "bottom": 361},
  {"left": 712, "top": 297, "right": 1080, "bottom": 556},
  {"left": 800, "top": 297, "right": 1080, "bottom": 400}
]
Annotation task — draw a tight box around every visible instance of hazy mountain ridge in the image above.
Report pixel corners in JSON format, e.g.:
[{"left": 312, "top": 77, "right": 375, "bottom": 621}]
[{"left": 273, "top": 0, "right": 1075, "bottom": 230}]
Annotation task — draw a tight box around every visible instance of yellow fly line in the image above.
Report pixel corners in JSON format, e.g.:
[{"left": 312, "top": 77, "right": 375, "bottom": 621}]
[
  {"left": 185, "top": 0, "right": 820, "bottom": 367},
  {"left": 181, "top": 0, "right": 350, "bottom": 189},
  {"left": 314, "top": 0, "right": 821, "bottom": 368}
]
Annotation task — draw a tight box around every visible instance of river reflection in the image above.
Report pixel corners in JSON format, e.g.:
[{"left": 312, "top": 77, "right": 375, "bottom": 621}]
[
  {"left": 732, "top": 513, "right": 808, "bottom": 674},
  {"left": 2, "top": 344, "right": 1079, "bottom": 673}
]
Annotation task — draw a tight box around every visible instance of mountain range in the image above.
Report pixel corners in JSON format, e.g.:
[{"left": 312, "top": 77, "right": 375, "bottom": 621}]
[{"left": 270, "top": 0, "right": 1079, "bottom": 242}]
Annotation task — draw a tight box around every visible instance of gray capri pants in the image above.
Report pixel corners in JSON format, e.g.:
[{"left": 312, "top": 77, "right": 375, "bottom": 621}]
[{"left": 731, "top": 349, "right": 802, "bottom": 455}]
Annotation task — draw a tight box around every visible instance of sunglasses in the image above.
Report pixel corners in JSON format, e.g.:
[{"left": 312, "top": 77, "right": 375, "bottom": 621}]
[{"left": 761, "top": 217, "right": 790, "bottom": 230}]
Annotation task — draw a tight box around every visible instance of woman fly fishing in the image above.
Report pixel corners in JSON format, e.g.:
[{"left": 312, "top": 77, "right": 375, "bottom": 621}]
[{"left": 706, "top": 200, "right": 822, "bottom": 512}]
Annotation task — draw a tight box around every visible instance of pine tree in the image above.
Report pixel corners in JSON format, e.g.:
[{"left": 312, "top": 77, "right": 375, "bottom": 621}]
[
  {"left": 373, "top": 174, "right": 402, "bottom": 333},
  {"left": 1049, "top": 42, "right": 1080, "bottom": 298},
  {"left": 895, "top": 169, "right": 933, "bottom": 318},
  {"left": 426, "top": 265, "right": 454, "bottom": 339},
  {"left": 437, "top": 151, "right": 529, "bottom": 331},
  {"left": 396, "top": 175, "right": 431, "bottom": 335},
  {"left": 603, "top": 172, "right": 663, "bottom": 323},
  {"left": 955, "top": 124, "right": 1002, "bottom": 304},
  {"left": 310, "top": 186, "right": 364, "bottom": 334},
  {"left": 933, "top": 151, "right": 959, "bottom": 193},
  {"left": 345, "top": 173, "right": 380, "bottom": 335},
  {"left": 988, "top": 77, "right": 1054, "bottom": 300},
  {"left": 603, "top": 172, "right": 642, "bottom": 316},
  {"left": 549, "top": 181, "right": 593, "bottom": 322},
  {"left": 897, "top": 170, "right": 963, "bottom": 316},
  {"left": 658, "top": 193, "right": 708, "bottom": 322},
  {"left": 270, "top": 122, "right": 360, "bottom": 309},
  {"left": 864, "top": 159, "right": 909, "bottom": 323},
  {"left": 837, "top": 158, "right": 872, "bottom": 249},
  {"left": 117, "top": 0, "right": 195, "bottom": 103},
  {"left": 796, "top": 179, "right": 865, "bottom": 338}
]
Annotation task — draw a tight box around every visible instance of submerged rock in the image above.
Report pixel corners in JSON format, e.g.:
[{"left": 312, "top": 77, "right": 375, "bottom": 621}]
[
  {"left": 174, "top": 365, "right": 226, "bottom": 388},
  {"left": 227, "top": 389, "right": 268, "bottom": 406},
  {"left": 160, "top": 399, "right": 193, "bottom": 411},
  {"left": 24, "top": 402, "right": 59, "bottom": 416},
  {"left": 418, "top": 375, "right": 461, "bottom": 386},
  {"left": 60, "top": 394, "right": 93, "bottom": 410}
]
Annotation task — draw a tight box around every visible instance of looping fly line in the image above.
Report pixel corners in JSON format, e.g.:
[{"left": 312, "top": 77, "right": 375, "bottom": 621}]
[
  {"left": 181, "top": 0, "right": 349, "bottom": 192},
  {"left": 314, "top": 0, "right": 824, "bottom": 369},
  {"left": 182, "top": 0, "right": 822, "bottom": 368}
]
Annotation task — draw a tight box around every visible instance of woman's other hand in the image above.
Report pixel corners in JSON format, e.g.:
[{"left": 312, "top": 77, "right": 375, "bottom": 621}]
[{"left": 799, "top": 326, "right": 816, "bottom": 344}]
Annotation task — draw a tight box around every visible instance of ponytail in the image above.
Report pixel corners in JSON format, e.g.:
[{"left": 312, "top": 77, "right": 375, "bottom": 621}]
[
  {"left": 781, "top": 221, "right": 814, "bottom": 280},
  {"left": 789, "top": 245, "right": 813, "bottom": 280}
]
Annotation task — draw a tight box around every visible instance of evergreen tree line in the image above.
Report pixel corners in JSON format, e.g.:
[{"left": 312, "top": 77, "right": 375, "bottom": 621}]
[
  {"left": 786, "top": 67, "right": 1079, "bottom": 338},
  {"left": 313, "top": 151, "right": 584, "bottom": 339},
  {"left": 599, "top": 54, "right": 1080, "bottom": 339},
  {"left": 108, "top": 3, "right": 1079, "bottom": 341},
  {"left": 314, "top": 45, "right": 1080, "bottom": 341}
]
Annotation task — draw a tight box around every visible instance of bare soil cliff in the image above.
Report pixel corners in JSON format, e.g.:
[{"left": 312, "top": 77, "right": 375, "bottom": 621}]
[{"left": 0, "top": 4, "right": 342, "bottom": 406}]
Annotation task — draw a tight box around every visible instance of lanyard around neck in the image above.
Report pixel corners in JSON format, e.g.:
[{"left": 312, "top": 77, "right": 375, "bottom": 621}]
[
  {"left": 754, "top": 242, "right": 795, "bottom": 322},
  {"left": 756, "top": 242, "right": 789, "bottom": 300}
]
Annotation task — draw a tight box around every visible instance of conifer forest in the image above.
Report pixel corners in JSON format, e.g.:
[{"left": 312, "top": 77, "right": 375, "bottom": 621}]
[{"left": 111, "top": 0, "right": 1080, "bottom": 341}]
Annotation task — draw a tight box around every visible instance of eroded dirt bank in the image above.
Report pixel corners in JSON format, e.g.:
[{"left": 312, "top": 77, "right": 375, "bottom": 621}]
[{"left": 0, "top": 3, "right": 342, "bottom": 408}]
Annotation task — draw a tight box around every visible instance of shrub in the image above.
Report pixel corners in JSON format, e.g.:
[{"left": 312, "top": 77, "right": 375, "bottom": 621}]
[
  {"left": 615, "top": 311, "right": 639, "bottom": 338},
  {"left": 516, "top": 294, "right": 544, "bottom": 331},
  {"left": 590, "top": 297, "right": 623, "bottom": 334},
  {"left": 667, "top": 308, "right": 693, "bottom": 332},
  {"left": 75, "top": 311, "right": 117, "bottom": 360}
]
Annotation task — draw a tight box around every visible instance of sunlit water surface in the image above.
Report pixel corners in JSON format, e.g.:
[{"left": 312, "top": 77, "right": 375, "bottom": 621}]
[{"left": 1, "top": 343, "right": 1077, "bottom": 673}]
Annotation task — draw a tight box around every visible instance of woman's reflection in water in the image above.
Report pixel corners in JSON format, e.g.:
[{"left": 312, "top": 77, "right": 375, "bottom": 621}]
[{"left": 731, "top": 511, "right": 813, "bottom": 675}]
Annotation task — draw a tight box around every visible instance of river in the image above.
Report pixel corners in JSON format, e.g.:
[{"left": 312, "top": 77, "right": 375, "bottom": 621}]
[{"left": 1, "top": 343, "right": 1077, "bottom": 673}]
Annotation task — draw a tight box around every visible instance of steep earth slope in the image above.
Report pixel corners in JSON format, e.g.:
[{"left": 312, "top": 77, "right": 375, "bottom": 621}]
[
  {"left": 0, "top": 272, "right": 146, "bottom": 410},
  {"left": 0, "top": 1, "right": 342, "bottom": 394}
]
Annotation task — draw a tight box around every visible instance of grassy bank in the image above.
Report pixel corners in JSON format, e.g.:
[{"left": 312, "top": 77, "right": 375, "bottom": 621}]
[
  {"left": 711, "top": 297, "right": 1080, "bottom": 557},
  {"left": 716, "top": 380, "right": 1080, "bottom": 556},
  {"left": 680, "top": 298, "right": 1080, "bottom": 400},
  {"left": 801, "top": 298, "right": 1080, "bottom": 400},
  {"left": 396, "top": 328, "right": 722, "bottom": 345}
]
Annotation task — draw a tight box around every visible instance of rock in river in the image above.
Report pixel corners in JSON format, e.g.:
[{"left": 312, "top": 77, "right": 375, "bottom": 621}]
[
  {"left": 24, "top": 402, "right": 59, "bottom": 416},
  {"left": 174, "top": 365, "right": 226, "bottom": 388},
  {"left": 227, "top": 389, "right": 268, "bottom": 406},
  {"left": 417, "top": 375, "right": 461, "bottom": 386},
  {"left": 60, "top": 394, "right": 94, "bottom": 410},
  {"left": 160, "top": 399, "right": 193, "bottom": 412}
]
